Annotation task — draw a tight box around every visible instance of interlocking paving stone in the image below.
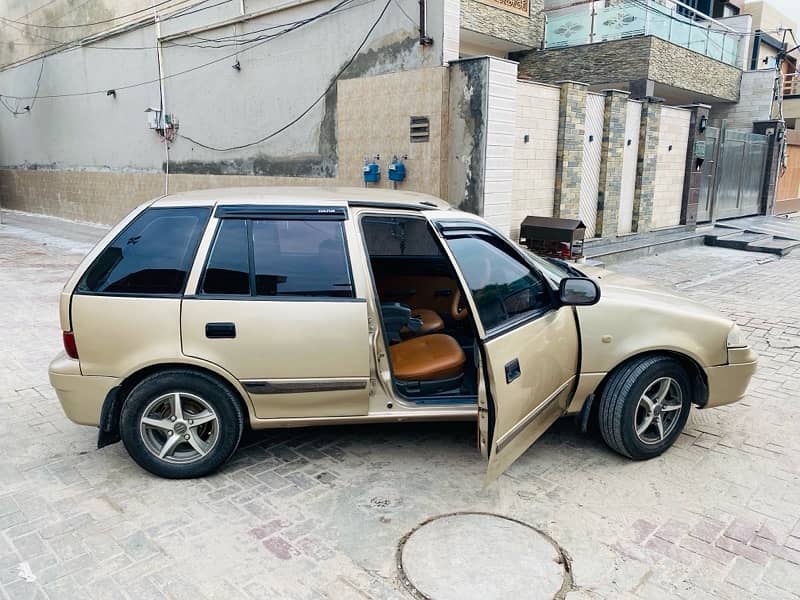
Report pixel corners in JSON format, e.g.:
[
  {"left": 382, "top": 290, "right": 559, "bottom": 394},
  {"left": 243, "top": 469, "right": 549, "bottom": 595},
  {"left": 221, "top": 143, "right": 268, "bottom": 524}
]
[{"left": 1, "top": 212, "right": 800, "bottom": 599}]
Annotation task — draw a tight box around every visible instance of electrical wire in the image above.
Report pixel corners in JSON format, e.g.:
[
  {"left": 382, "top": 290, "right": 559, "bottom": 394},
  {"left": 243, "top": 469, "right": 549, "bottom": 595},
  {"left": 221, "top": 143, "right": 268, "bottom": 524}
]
[
  {"left": 390, "top": 0, "right": 416, "bottom": 26},
  {"left": 3, "top": 0, "right": 359, "bottom": 50},
  {"left": 3, "top": 0, "right": 186, "bottom": 28},
  {"left": 0, "top": 0, "right": 361, "bottom": 99},
  {"left": 27, "top": 57, "right": 45, "bottom": 110},
  {"left": 0, "top": 0, "right": 233, "bottom": 71},
  {"left": 0, "top": 0, "right": 59, "bottom": 32},
  {"left": 0, "top": 57, "right": 45, "bottom": 115},
  {"left": 178, "top": 0, "right": 392, "bottom": 152},
  {"left": 169, "top": 0, "right": 369, "bottom": 48}
]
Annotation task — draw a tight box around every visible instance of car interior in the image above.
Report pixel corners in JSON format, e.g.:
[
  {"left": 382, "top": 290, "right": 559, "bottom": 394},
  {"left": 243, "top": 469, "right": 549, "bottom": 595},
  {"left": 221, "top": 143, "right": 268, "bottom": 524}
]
[{"left": 360, "top": 215, "right": 478, "bottom": 405}]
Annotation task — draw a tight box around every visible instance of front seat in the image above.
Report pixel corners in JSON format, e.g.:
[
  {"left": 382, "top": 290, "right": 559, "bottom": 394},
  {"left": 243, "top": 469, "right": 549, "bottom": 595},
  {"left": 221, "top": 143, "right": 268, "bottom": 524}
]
[
  {"left": 404, "top": 308, "right": 444, "bottom": 336},
  {"left": 389, "top": 334, "right": 466, "bottom": 395}
]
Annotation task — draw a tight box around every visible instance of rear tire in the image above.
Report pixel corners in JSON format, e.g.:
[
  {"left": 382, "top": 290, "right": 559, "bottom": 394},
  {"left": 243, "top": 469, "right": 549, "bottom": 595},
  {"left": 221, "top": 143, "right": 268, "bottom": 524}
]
[
  {"left": 120, "top": 369, "right": 244, "bottom": 478},
  {"left": 598, "top": 355, "right": 691, "bottom": 460}
]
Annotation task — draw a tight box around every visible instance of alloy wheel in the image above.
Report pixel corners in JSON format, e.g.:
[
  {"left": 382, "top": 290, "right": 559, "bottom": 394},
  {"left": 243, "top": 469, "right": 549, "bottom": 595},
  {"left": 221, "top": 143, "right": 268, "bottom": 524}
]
[
  {"left": 634, "top": 377, "right": 684, "bottom": 445},
  {"left": 139, "top": 392, "right": 220, "bottom": 464}
]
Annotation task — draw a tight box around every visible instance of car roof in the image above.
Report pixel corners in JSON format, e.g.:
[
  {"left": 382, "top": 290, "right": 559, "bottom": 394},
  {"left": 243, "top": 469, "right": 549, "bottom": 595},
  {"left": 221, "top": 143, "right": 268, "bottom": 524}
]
[{"left": 151, "top": 186, "right": 453, "bottom": 210}]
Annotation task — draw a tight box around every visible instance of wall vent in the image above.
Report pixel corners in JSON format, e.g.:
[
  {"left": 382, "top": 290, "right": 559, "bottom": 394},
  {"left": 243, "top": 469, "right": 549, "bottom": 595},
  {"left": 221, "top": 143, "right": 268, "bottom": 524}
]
[{"left": 410, "top": 116, "right": 430, "bottom": 143}]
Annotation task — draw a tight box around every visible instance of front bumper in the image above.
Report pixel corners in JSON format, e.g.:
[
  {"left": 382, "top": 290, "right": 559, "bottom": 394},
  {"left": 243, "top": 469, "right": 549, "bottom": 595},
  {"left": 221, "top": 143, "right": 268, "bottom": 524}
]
[
  {"left": 49, "top": 352, "right": 119, "bottom": 426},
  {"left": 703, "top": 347, "right": 758, "bottom": 409}
]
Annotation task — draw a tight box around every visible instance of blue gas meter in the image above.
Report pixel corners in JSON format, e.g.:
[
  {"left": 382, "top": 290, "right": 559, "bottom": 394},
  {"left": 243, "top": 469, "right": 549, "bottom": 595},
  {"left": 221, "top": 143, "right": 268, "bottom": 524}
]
[
  {"left": 388, "top": 158, "right": 406, "bottom": 182},
  {"left": 363, "top": 160, "right": 380, "bottom": 184}
]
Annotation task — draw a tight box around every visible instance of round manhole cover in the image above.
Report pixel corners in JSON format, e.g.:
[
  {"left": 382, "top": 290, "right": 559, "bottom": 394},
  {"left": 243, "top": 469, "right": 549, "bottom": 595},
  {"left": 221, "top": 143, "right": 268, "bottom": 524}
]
[{"left": 398, "top": 513, "right": 567, "bottom": 600}]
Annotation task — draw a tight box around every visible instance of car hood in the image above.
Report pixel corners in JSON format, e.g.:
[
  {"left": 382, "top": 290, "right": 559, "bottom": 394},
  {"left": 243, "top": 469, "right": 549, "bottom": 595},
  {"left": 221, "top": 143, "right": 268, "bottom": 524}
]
[
  {"left": 573, "top": 265, "right": 733, "bottom": 370},
  {"left": 581, "top": 265, "right": 725, "bottom": 319}
]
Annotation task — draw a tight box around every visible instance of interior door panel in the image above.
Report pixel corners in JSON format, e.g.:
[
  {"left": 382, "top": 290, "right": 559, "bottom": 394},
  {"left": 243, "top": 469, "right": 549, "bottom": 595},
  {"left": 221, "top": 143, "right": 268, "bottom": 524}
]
[{"left": 482, "top": 308, "right": 579, "bottom": 483}]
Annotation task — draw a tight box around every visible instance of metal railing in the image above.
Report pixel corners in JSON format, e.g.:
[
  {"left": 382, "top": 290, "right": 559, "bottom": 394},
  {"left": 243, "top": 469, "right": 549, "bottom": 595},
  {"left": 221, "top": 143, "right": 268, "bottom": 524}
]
[
  {"left": 784, "top": 73, "right": 800, "bottom": 98},
  {"left": 544, "top": 0, "right": 744, "bottom": 67}
]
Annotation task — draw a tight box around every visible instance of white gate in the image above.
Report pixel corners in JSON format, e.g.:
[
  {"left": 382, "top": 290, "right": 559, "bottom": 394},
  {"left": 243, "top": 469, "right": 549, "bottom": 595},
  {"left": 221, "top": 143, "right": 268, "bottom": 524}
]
[
  {"left": 580, "top": 93, "right": 604, "bottom": 237},
  {"left": 618, "top": 100, "right": 642, "bottom": 234}
]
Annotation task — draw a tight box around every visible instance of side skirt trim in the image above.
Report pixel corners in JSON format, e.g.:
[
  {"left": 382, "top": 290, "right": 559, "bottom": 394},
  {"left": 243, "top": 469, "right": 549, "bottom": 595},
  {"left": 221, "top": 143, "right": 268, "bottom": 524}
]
[{"left": 242, "top": 378, "right": 369, "bottom": 395}]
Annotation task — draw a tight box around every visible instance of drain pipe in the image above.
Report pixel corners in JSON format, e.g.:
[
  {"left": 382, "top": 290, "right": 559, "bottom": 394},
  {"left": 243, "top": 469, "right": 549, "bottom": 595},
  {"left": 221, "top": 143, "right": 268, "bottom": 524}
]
[{"left": 418, "top": 0, "right": 432, "bottom": 46}]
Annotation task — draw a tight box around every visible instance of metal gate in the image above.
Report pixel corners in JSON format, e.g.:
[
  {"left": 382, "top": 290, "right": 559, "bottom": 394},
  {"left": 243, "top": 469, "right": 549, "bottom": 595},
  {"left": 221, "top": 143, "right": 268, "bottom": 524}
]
[
  {"left": 699, "top": 126, "right": 769, "bottom": 222},
  {"left": 696, "top": 127, "right": 718, "bottom": 222}
]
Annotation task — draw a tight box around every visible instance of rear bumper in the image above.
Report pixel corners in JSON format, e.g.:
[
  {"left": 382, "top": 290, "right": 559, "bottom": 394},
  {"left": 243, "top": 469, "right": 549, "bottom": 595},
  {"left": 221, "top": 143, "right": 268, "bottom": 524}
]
[
  {"left": 703, "top": 347, "right": 758, "bottom": 409},
  {"left": 49, "top": 352, "right": 119, "bottom": 426}
]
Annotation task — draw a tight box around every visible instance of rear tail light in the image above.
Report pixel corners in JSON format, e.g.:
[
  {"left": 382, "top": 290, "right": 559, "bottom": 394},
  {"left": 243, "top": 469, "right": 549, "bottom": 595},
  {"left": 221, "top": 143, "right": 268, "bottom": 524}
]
[{"left": 63, "top": 331, "right": 79, "bottom": 359}]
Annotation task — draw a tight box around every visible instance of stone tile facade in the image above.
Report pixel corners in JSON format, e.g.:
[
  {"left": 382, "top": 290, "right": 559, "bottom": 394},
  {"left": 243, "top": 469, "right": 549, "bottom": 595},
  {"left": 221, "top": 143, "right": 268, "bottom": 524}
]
[
  {"left": 595, "top": 90, "right": 630, "bottom": 238},
  {"left": 554, "top": 81, "right": 588, "bottom": 219},
  {"left": 712, "top": 69, "right": 777, "bottom": 130},
  {"left": 633, "top": 102, "right": 662, "bottom": 233},
  {"left": 337, "top": 67, "right": 449, "bottom": 198},
  {"left": 652, "top": 107, "right": 691, "bottom": 229},
  {"left": 515, "top": 36, "right": 742, "bottom": 103},
  {"left": 460, "top": 0, "right": 545, "bottom": 48}
]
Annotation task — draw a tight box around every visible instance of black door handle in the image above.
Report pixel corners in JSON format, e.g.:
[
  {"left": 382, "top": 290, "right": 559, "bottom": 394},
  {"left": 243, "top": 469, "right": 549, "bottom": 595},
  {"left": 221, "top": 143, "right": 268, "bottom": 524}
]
[
  {"left": 206, "top": 322, "right": 236, "bottom": 339},
  {"left": 505, "top": 358, "right": 521, "bottom": 384}
]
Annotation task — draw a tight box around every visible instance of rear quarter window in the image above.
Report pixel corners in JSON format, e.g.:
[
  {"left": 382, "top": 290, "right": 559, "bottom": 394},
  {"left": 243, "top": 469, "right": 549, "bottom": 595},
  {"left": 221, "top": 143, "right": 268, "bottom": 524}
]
[{"left": 77, "top": 207, "right": 210, "bottom": 295}]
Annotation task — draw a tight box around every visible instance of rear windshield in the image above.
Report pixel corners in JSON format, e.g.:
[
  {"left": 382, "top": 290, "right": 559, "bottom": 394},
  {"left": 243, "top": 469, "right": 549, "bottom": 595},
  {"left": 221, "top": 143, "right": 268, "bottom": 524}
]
[{"left": 77, "top": 207, "right": 210, "bottom": 295}]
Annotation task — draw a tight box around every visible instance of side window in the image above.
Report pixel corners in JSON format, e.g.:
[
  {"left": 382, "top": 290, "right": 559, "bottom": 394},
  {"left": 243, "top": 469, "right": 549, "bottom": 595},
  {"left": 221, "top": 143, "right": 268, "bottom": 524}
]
[
  {"left": 447, "top": 235, "right": 550, "bottom": 331},
  {"left": 78, "top": 207, "right": 210, "bottom": 295},
  {"left": 252, "top": 220, "right": 352, "bottom": 297},
  {"left": 362, "top": 216, "right": 442, "bottom": 257},
  {"left": 200, "top": 217, "right": 354, "bottom": 298},
  {"left": 202, "top": 219, "right": 249, "bottom": 295}
]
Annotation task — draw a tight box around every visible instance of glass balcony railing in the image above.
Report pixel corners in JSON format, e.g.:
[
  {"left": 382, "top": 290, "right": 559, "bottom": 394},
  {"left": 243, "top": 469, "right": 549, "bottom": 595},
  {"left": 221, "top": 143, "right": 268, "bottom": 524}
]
[{"left": 544, "top": 0, "right": 743, "bottom": 67}]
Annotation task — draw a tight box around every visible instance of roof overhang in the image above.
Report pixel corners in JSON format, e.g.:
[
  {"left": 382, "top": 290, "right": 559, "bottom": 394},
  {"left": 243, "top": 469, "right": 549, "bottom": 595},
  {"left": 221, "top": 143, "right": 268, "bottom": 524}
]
[{"left": 459, "top": 28, "right": 534, "bottom": 54}]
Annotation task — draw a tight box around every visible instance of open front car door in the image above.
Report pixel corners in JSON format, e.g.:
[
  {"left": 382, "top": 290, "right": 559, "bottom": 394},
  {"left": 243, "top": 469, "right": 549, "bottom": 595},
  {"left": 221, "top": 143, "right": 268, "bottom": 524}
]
[{"left": 433, "top": 219, "right": 581, "bottom": 484}]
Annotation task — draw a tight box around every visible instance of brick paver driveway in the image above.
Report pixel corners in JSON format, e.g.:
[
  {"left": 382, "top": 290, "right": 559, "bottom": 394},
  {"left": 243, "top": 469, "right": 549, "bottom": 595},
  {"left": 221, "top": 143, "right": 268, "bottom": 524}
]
[{"left": 1, "top": 213, "right": 799, "bottom": 600}]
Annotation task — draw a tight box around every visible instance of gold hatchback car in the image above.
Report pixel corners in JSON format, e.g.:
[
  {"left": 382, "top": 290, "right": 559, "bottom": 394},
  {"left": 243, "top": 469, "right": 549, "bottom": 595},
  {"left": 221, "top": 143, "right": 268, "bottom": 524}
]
[{"left": 49, "top": 187, "right": 757, "bottom": 480}]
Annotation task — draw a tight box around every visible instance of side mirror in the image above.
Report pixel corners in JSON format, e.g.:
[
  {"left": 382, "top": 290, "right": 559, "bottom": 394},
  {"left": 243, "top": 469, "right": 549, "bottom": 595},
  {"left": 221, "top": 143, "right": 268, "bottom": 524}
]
[{"left": 559, "top": 277, "right": 600, "bottom": 306}]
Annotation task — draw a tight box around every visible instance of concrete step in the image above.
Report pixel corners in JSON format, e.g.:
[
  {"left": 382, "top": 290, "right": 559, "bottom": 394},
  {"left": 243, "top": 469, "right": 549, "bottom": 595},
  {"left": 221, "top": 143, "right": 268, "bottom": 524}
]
[
  {"left": 746, "top": 237, "right": 800, "bottom": 256},
  {"left": 583, "top": 228, "right": 707, "bottom": 265},
  {"left": 707, "top": 232, "right": 772, "bottom": 250},
  {"left": 704, "top": 228, "right": 800, "bottom": 256}
]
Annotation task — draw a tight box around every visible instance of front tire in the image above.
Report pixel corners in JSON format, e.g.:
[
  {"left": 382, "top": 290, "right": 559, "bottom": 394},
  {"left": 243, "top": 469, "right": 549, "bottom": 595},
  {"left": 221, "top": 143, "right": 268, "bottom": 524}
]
[
  {"left": 120, "top": 370, "right": 244, "bottom": 478},
  {"left": 598, "top": 355, "right": 692, "bottom": 460}
]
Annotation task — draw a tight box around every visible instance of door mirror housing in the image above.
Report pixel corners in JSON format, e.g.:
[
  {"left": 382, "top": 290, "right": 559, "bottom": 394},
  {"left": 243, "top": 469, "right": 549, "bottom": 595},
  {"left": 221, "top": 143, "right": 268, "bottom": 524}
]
[{"left": 559, "top": 277, "right": 600, "bottom": 306}]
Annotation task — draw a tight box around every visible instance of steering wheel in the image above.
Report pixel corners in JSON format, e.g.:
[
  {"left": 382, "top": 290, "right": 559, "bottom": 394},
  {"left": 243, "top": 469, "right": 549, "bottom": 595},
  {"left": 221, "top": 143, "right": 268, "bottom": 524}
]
[{"left": 451, "top": 289, "right": 469, "bottom": 321}]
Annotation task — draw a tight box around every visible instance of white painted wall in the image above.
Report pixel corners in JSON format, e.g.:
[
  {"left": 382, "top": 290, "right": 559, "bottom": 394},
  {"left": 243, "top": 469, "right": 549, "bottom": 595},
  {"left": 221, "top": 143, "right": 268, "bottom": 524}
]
[
  {"left": 652, "top": 106, "right": 690, "bottom": 229},
  {"left": 510, "top": 80, "right": 559, "bottom": 239},
  {"left": 618, "top": 99, "right": 642, "bottom": 234},
  {"left": 442, "top": 0, "right": 461, "bottom": 63},
  {"left": 0, "top": 0, "right": 448, "bottom": 178},
  {"left": 482, "top": 57, "right": 518, "bottom": 236},
  {"left": 580, "top": 92, "right": 604, "bottom": 237}
]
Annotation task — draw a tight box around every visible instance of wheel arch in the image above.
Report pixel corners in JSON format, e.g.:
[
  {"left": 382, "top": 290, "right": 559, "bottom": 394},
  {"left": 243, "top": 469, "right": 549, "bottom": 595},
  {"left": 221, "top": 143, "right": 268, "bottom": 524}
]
[
  {"left": 98, "top": 360, "right": 252, "bottom": 449},
  {"left": 580, "top": 349, "right": 709, "bottom": 432}
]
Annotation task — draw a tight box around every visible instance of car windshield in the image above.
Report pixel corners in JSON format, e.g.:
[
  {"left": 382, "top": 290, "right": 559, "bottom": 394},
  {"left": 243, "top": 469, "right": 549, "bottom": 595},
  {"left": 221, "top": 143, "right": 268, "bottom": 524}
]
[{"left": 523, "top": 250, "right": 585, "bottom": 282}]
